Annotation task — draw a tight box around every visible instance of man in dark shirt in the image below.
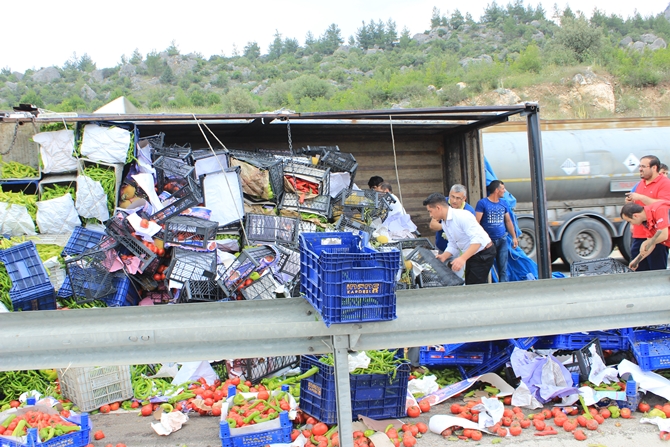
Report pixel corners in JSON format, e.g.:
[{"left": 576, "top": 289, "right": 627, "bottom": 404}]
[{"left": 475, "top": 180, "right": 518, "bottom": 282}]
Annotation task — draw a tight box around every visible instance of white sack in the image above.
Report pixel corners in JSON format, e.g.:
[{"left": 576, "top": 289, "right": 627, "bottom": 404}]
[
  {"left": 33, "top": 130, "right": 78, "bottom": 173},
  {"left": 75, "top": 175, "right": 110, "bottom": 222},
  {"left": 203, "top": 170, "right": 244, "bottom": 227},
  {"left": 80, "top": 124, "right": 130, "bottom": 164},
  {"left": 0, "top": 202, "right": 36, "bottom": 236},
  {"left": 37, "top": 194, "right": 81, "bottom": 234}
]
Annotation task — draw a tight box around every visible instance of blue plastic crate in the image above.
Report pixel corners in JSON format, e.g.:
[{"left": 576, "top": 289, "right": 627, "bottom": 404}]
[
  {"left": 219, "top": 411, "right": 291, "bottom": 447},
  {"left": 509, "top": 337, "right": 538, "bottom": 350},
  {"left": 62, "top": 226, "right": 105, "bottom": 257},
  {"left": 419, "top": 346, "right": 490, "bottom": 366},
  {"left": 104, "top": 275, "right": 140, "bottom": 307},
  {"left": 0, "top": 412, "right": 90, "bottom": 447},
  {"left": 459, "top": 344, "right": 514, "bottom": 379},
  {"left": 11, "top": 283, "right": 56, "bottom": 311},
  {"left": 536, "top": 332, "right": 629, "bottom": 351},
  {"left": 299, "top": 354, "right": 409, "bottom": 424},
  {"left": 299, "top": 232, "right": 400, "bottom": 326},
  {"left": 0, "top": 241, "right": 55, "bottom": 310},
  {"left": 626, "top": 329, "right": 670, "bottom": 371}
]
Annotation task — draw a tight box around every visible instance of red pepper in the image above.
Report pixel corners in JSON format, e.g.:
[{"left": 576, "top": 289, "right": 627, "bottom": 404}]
[{"left": 534, "top": 427, "right": 558, "bottom": 436}]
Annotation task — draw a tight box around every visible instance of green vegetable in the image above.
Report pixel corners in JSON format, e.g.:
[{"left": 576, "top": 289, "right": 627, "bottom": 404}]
[
  {"left": 0, "top": 156, "right": 38, "bottom": 179},
  {"left": 41, "top": 183, "right": 75, "bottom": 201},
  {"left": 319, "top": 350, "right": 405, "bottom": 379},
  {"left": 649, "top": 408, "right": 667, "bottom": 419}
]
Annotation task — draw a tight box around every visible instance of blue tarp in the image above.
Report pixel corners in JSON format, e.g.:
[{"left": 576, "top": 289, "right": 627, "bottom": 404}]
[{"left": 485, "top": 158, "right": 545, "bottom": 282}]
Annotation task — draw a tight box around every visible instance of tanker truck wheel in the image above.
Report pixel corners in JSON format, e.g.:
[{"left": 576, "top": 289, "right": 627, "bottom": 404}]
[
  {"left": 517, "top": 219, "right": 536, "bottom": 260},
  {"left": 616, "top": 222, "right": 632, "bottom": 262},
  {"left": 560, "top": 218, "right": 612, "bottom": 266}
]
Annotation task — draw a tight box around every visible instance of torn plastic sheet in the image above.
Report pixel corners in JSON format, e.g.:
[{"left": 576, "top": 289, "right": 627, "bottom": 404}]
[{"left": 510, "top": 347, "right": 577, "bottom": 404}]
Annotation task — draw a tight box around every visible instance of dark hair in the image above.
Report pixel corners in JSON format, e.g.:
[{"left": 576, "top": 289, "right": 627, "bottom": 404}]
[
  {"left": 642, "top": 155, "right": 661, "bottom": 172},
  {"left": 368, "top": 176, "right": 384, "bottom": 189},
  {"left": 380, "top": 182, "right": 393, "bottom": 193},
  {"left": 423, "top": 193, "right": 448, "bottom": 207},
  {"left": 661, "top": 163, "right": 668, "bottom": 172},
  {"left": 621, "top": 202, "right": 644, "bottom": 219},
  {"left": 487, "top": 180, "right": 503, "bottom": 196}
]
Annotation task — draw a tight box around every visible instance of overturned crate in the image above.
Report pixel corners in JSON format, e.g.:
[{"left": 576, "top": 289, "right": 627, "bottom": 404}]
[
  {"left": 164, "top": 215, "right": 218, "bottom": 251},
  {"left": 218, "top": 245, "right": 280, "bottom": 297},
  {"left": 244, "top": 213, "right": 299, "bottom": 247},
  {"left": 406, "top": 247, "right": 465, "bottom": 288},
  {"left": 64, "top": 237, "right": 119, "bottom": 303},
  {"left": 229, "top": 151, "right": 285, "bottom": 204}
]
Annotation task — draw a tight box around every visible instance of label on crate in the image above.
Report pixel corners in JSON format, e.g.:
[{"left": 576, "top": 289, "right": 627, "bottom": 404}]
[
  {"left": 346, "top": 283, "right": 381, "bottom": 295},
  {"left": 307, "top": 381, "right": 323, "bottom": 397}
]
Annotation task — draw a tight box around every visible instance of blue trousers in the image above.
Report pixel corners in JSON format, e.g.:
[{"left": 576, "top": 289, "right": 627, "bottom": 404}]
[{"left": 493, "top": 235, "right": 509, "bottom": 282}]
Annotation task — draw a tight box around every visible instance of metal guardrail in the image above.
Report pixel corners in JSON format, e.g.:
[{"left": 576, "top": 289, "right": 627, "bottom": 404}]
[{"left": 2, "top": 271, "right": 669, "bottom": 444}]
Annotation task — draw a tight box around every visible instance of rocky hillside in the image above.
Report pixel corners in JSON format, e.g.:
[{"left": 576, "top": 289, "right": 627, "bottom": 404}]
[{"left": 3, "top": 3, "right": 670, "bottom": 119}]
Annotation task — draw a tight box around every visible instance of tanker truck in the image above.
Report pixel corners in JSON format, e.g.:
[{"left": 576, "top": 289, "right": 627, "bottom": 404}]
[{"left": 482, "top": 117, "right": 670, "bottom": 265}]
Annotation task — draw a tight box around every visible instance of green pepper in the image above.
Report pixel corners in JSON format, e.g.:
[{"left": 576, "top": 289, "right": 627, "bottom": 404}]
[
  {"left": 233, "top": 393, "right": 246, "bottom": 405},
  {"left": 243, "top": 411, "right": 260, "bottom": 424},
  {"left": 253, "top": 412, "right": 279, "bottom": 424},
  {"left": 227, "top": 418, "right": 237, "bottom": 428},
  {"left": 12, "top": 419, "right": 28, "bottom": 437},
  {"left": 1, "top": 414, "right": 16, "bottom": 428}
]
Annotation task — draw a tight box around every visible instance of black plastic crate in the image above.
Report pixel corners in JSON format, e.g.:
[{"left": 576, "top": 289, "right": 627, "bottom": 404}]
[
  {"left": 229, "top": 151, "right": 285, "bottom": 203},
  {"left": 164, "top": 215, "right": 218, "bottom": 250},
  {"left": 218, "top": 245, "right": 279, "bottom": 296},
  {"left": 64, "top": 237, "right": 118, "bottom": 302},
  {"left": 227, "top": 355, "right": 300, "bottom": 384},
  {"left": 154, "top": 155, "right": 196, "bottom": 193},
  {"left": 334, "top": 215, "right": 375, "bottom": 236},
  {"left": 273, "top": 245, "right": 301, "bottom": 284},
  {"left": 395, "top": 238, "right": 436, "bottom": 251},
  {"left": 241, "top": 274, "right": 282, "bottom": 300},
  {"left": 564, "top": 338, "right": 605, "bottom": 382},
  {"left": 407, "top": 247, "right": 465, "bottom": 287},
  {"left": 301, "top": 145, "right": 340, "bottom": 156},
  {"left": 105, "top": 212, "right": 158, "bottom": 273},
  {"left": 62, "top": 226, "right": 106, "bottom": 257},
  {"left": 139, "top": 132, "right": 165, "bottom": 152},
  {"left": 153, "top": 143, "right": 192, "bottom": 164},
  {"left": 280, "top": 193, "right": 332, "bottom": 219},
  {"left": 166, "top": 248, "right": 217, "bottom": 284},
  {"left": 570, "top": 258, "right": 633, "bottom": 277},
  {"left": 318, "top": 151, "right": 357, "bottom": 188},
  {"left": 245, "top": 214, "right": 299, "bottom": 246},
  {"left": 149, "top": 177, "right": 203, "bottom": 224},
  {"left": 181, "top": 279, "right": 228, "bottom": 303},
  {"left": 341, "top": 189, "right": 393, "bottom": 222},
  {"left": 283, "top": 162, "right": 330, "bottom": 196}
]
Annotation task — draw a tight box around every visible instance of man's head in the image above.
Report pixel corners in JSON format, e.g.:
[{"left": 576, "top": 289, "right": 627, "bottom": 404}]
[
  {"left": 639, "top": 155, "right": 661, "bottom": 181},
  {"left": 368, "top": 176, "right": 384, "bottom": 190},
  {"left": 487, "top": 180, "right": 506, "bottom": 198},
  {"left": 449, "top": 184, "right": 468, "bottom": 209},
  {"left": 661, "top": 163, "right": 668, "bottom": 177},
  {"left": 423, "top": 193, "right": 449, "bottom": 221},
  {"left": 379, "top": 182, "right": 393, "bottom": 193},
  {"left": 620, "top": 202, "right": 647, "bottom": 225}
]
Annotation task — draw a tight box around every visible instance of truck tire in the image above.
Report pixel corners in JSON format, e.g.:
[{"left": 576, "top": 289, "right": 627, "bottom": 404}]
[
  {"left": 560, "top": 218, "right": 613, "bottom": 266},
  {"left": 517, "top": 219, "right": 536, "bottom": 261},
  {"left": 616, "top": 223, "right": 632, "bottom": 262}
]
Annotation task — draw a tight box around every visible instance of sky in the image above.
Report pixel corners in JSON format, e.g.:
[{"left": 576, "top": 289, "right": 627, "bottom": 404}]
[{"left": 3, "top": 0, "right": 670, "bottom": 73}]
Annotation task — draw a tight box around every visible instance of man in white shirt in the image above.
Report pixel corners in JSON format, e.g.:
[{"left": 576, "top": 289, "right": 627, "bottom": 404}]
[{"left": 423, "top": 192, "right": 496, "bottom": 285}]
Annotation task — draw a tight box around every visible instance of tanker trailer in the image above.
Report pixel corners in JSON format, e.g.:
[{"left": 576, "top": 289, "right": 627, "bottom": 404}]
[{"left": 482, "top": 117, "right": 670, "bottom": 265}]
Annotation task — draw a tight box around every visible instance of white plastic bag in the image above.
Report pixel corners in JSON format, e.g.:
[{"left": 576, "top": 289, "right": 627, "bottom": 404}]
[
  {"left": 0, "top": 202, "right": 36, "bottom": 236},
  {"left": 33, "top": 130, "right": 78, "bottom": 173},
  {"left": 80, "top": 124, "right": 130, "bottom": 164},
  {"left": 75, "top": 175, "right": 110, "bottom": 222},
  {"left": 37, "top": 194, "right": 81, "bottom": 234}
]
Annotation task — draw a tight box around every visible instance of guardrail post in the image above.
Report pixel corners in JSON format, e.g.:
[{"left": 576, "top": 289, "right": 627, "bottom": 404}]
[{"left": 333, "top": 335, "right": 354, "bottom": 447}]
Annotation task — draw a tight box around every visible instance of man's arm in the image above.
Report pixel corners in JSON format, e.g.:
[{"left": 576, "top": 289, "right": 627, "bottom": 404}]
[
  {"left": 450, "top": 243, "right": 481, "bottom": 272},
  {"left": 475, "top": 211, "right": 483, "bottom": 223},
  {"left": 626, "top": 192, "right": 659, "bottom": 205},
  {"left": 504, "top": 213, "right": 518, "bottom": 248},
  {"left": 429, "top": 218, "right": 442, "bottom": 232}
]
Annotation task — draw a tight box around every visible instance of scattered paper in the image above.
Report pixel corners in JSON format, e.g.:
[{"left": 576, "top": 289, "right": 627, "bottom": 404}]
[
  {"left": 588, "top": 343, "right": 619, "bottom": 385},
  {"left": 126, "top": 211, "right": 161, "bottom": 241},
  {"left": 619, "top": 359, "right": 670, "bottom": 401},
  {"left": 171, "top": 361, "right": 218, "bottom": 386},
  {"left": 151, "top": 410, "right": 189, "bottom": 435},
  {"left": 641, "top": 417, "right": 670, "bottom": 433},
  {"left": 133, "top": 173, "right": 164, "bottom": 212},
  {"left": 348, "top": 351, "right": 371, "bottom": 372},
  {"left": 429, "top": 415, "right": 496, "bottom": 436},
  {"left": 473, "top": 397, "right": 505, "bottom": 430},
  {"left": 419, "top": 373, "right": 513, "bottom": 406}
]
